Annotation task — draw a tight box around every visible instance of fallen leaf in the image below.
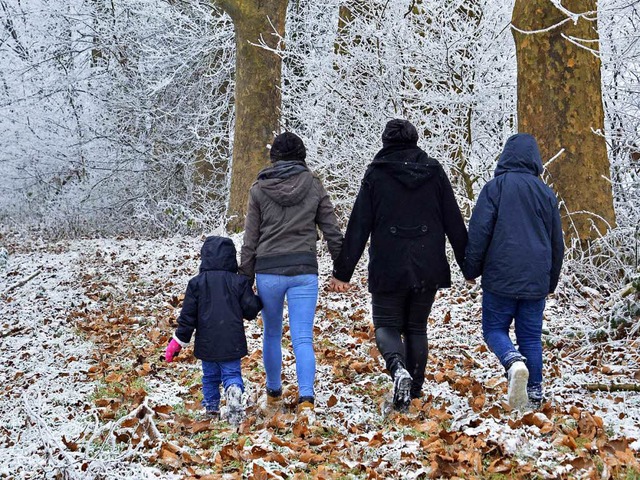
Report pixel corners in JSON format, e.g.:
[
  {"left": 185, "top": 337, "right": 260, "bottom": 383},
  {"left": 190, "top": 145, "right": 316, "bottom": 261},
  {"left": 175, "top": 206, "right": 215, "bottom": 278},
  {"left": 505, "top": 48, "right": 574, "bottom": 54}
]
[{"left": 300, "top": 450, "right": 325, "bottom": 464}]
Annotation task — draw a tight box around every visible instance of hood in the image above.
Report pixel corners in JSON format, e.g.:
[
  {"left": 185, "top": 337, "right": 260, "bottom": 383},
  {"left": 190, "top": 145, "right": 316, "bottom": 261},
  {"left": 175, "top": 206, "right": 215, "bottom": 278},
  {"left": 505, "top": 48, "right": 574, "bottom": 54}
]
[
  {"left": 370, "top": 145, "right": 437, "bottom": 189},
  {"left": 257, "top": 160, "right": 313, "bottom": 207},
  {"left": 495, "top": 133, "right": 543, "bottom": 177},
  {"left": 199, "top": 236, "right": 238, "bottom": 273}
]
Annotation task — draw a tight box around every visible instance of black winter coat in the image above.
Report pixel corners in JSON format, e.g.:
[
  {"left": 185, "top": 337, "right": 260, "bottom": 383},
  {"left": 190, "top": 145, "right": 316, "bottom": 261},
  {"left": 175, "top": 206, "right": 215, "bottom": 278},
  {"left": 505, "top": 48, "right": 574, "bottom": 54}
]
[
  {"left": 463, "top": 133, "right": 564, "bottom": 299},
  {"left": 333, "top": 145, "right": 468, "bottom": 293},
  {"left": 175, "top": 236, "right": 262, "bottom": 362}
]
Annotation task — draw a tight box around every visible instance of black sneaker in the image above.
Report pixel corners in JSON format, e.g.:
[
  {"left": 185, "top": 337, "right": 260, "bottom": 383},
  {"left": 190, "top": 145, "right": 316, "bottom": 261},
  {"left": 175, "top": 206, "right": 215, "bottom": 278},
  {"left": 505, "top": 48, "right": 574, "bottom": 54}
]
[{"left": 392, "top": 367, "right": 412, "bottom": 412}]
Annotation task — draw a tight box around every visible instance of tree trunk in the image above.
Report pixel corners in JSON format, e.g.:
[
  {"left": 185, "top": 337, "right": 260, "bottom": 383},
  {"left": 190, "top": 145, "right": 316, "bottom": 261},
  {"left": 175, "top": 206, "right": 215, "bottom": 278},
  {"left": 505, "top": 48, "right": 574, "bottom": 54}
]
[
  {"left": 512, "top": 0, "right": 616, "bottom": 242},
  {"left": 218, "top": 0, "right": 289, "bottom": 231},
  {"left": 334, "top": 4, "right": 354, "bottom": 55}
]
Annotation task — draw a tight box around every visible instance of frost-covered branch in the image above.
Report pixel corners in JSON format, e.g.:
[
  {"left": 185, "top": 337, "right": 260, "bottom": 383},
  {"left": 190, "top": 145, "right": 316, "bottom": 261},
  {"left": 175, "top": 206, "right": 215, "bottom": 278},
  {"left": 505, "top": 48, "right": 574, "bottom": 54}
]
[
  {"left": 22, "top": 390, "right": 166, "bottom": 478},
  {"left": 0, "top": 0, "right": 235, "bottom": 236}
]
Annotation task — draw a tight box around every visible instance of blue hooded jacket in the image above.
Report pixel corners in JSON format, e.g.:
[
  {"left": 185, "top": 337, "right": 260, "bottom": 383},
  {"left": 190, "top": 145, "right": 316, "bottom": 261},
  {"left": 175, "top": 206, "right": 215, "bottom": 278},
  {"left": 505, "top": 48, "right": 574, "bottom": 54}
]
[
  {"left": 463, "top": 133, "right": 564, "bottom": 299},
  {"left": 175, "top": 236, "right": 262, "bottom": 362}
]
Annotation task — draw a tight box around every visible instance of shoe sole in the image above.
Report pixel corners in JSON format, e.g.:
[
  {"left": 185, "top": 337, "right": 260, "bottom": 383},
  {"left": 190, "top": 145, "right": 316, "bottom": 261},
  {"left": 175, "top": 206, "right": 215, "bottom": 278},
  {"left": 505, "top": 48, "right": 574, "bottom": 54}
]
[{"left": 508, "top": 364, "right": 529, "bottom": 410}]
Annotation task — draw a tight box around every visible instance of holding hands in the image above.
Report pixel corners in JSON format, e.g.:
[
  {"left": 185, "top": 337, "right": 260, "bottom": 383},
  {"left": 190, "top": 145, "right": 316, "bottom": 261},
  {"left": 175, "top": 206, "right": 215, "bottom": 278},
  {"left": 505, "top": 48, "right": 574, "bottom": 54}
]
[{"left": 328, "top": 276, "right": 351, "bottom": 293}]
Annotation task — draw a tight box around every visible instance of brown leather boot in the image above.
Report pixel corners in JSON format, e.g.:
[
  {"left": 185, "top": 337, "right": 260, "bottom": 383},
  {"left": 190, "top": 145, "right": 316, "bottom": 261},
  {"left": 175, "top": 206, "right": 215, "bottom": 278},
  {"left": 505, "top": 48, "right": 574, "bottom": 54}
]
[
  {"left": 266, "top": 387, "right": 282, "bottom": 404},
  {"left": 263, "top": 387, "right": 282, "bottom": 414},
  {"left": 296, "top": 396, "right": 315, "bottom": 414}
]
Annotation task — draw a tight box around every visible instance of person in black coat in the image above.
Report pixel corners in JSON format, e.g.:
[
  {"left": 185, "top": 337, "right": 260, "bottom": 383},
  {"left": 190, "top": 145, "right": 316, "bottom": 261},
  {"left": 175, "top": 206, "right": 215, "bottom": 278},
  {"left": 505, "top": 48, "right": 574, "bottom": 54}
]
[
  {"left": 331, "top": 119, "right": 468, "bottom": 411},
  {"left": 463, "top": 133, "right": 564, "bottom": 410},
  {"left": 165, "top": 236, "right": 262, "bottom": 422}
]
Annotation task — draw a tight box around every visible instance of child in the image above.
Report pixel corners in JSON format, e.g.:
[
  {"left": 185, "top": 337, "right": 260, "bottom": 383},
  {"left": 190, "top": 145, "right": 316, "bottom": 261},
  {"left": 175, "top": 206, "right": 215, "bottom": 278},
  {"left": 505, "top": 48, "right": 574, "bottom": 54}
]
[
  {"left": 165, "top": 236, "right": 262, "bottom": 423},
  {"left": 464, "top": 133, "right": 564, "bottom": 410}
]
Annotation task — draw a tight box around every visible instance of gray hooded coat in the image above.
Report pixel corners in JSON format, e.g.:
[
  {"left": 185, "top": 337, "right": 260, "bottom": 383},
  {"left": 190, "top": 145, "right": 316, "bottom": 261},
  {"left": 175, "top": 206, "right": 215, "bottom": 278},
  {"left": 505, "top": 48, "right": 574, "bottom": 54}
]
[{"left": 239, "top": 160, "right": 343, "bottom": 279}]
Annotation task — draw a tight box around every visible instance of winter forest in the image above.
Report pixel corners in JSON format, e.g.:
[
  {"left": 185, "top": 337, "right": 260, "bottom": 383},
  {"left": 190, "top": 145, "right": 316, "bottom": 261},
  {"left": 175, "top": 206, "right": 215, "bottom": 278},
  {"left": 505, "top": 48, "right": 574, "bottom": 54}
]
[{"left": 1, "top": 0, "right": 640, "bottom": 478}]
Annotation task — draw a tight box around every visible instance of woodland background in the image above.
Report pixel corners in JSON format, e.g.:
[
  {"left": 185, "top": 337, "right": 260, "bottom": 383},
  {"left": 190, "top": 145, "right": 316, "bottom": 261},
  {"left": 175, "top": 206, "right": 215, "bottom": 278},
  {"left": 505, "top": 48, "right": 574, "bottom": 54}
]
[
  {"left": 1, "top": 0, "right": 640, "bottom": 479},
  {"left": 1, "top": 0, "right": 638, "bottom": 242}
]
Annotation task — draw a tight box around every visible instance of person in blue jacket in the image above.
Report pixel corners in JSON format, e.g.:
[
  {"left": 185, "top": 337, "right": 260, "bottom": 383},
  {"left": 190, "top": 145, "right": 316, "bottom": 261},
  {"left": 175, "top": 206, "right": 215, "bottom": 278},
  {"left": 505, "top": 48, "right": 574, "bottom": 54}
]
[
  {"left": 464, "top": 133, "right": 564, "bottom": 410},
  {"left": 164, "top": 236, "right": 262, "bottom": 424}
]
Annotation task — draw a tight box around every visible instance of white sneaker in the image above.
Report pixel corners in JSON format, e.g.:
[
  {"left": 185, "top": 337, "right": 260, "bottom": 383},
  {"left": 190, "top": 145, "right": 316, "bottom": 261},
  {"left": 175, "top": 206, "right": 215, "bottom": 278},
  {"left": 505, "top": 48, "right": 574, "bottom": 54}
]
[{"left": 507, "top": 361, "right": 529, "bottom": 410}]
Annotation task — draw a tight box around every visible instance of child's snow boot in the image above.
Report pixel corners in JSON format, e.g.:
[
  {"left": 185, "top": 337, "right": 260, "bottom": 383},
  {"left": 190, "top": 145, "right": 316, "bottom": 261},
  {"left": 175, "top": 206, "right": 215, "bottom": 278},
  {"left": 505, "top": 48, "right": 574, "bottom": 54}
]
[
  {"left": 205, "top": 409, "right": 220, "bottom": 420},
  {"left": 527, "top": 385, "right": 544, "bottom": 410},
  {"left": 202, "top": 399, "right": 220, "bottom": 420},
  {"left": 225, "top": 384, "right": 244, "bottom": 425}
]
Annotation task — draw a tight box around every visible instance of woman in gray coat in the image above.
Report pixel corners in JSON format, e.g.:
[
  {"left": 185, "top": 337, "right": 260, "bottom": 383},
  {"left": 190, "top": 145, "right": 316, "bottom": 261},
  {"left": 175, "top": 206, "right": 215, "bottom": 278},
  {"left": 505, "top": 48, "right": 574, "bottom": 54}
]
[{"left": 239, "top": 132, "right": 343, "bottom": 412}]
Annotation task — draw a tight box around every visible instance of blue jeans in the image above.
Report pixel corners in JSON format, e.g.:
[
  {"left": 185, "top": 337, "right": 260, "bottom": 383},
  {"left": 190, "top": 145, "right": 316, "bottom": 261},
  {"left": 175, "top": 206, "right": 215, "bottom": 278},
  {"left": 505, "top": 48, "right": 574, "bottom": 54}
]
[
  {"left": 482, "top": 291, "right": 546, "bottom": 399},
  {"left": 256, "top": 273, "right": 318, "bottom": 398},
  {"left": 201, "top": 359, "right": 243, "bottom": 412}
]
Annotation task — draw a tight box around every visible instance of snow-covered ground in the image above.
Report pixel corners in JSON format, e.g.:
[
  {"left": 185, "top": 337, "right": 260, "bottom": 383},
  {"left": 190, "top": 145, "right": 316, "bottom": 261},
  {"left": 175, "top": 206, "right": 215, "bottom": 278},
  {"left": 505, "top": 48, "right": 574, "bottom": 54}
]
[{"left": 1, "top": 235, "right": 638, "bottom": 479}]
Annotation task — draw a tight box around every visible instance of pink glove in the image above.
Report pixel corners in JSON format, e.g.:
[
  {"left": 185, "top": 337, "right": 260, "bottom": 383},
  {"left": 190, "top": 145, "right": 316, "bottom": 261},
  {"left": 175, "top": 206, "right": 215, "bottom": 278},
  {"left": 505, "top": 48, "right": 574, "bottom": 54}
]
[{"left": 165, "top": 339, "right": 182, "bottom": 362}]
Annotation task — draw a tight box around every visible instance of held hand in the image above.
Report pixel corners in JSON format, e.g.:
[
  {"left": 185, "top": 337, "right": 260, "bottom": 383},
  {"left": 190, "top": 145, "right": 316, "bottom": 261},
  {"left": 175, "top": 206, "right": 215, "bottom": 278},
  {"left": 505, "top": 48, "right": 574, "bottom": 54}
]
[
  {"left": 328, "top": 276, "right": 351, "bottom": 293},
  {"left": 165, "top": 338, "right": 182, "bottom": 362}
]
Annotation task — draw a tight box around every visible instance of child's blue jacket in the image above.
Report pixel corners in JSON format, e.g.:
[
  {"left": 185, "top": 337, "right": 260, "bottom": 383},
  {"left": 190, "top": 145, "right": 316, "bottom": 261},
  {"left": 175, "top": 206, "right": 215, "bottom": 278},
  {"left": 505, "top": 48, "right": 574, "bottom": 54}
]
[
  {"left": 175, "top": 236, "right": 262, "bottom": 362},
  {"left": 464, "top": 133, "right": 564, "bottom": 299}
]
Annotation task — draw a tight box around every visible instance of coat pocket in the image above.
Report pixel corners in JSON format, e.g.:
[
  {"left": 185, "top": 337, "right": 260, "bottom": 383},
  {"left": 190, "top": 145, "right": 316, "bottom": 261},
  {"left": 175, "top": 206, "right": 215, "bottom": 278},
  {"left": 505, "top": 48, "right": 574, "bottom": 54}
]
[{"left": 389, "top": 224, "right": 428, "bottom": 238}]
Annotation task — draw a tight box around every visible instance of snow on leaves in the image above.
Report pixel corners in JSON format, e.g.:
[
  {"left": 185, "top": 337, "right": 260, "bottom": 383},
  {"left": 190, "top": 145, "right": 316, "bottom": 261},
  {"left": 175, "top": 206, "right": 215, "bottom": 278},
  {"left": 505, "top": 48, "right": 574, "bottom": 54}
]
[{"left": 1, "top": 236, "right": 639, "bottom": 478}]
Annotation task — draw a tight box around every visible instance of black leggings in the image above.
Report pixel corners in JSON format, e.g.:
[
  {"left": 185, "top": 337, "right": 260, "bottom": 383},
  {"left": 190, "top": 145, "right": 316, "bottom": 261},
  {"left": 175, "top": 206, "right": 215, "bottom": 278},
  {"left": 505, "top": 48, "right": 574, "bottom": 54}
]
[{"left": 371, "top": 289, "right": 436, "bottom": 398}]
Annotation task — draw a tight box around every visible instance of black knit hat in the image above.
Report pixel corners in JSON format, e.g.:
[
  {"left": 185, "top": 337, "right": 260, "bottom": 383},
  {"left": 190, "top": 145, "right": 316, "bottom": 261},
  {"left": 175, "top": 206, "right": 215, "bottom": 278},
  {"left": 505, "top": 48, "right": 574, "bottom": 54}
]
[
  {"left": 270, "top": 132, "right": 306, "bottom": 162},
  {"left": 381, "top": 119, "right": 419, "bottom": 147}
]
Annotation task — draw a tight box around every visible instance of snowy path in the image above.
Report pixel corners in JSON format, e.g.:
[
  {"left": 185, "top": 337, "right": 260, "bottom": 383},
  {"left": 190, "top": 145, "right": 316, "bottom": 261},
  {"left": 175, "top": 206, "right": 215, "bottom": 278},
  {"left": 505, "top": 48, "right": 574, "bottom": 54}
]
[{"left": 1, "top": 236, "right": 639, "bottom": 479}]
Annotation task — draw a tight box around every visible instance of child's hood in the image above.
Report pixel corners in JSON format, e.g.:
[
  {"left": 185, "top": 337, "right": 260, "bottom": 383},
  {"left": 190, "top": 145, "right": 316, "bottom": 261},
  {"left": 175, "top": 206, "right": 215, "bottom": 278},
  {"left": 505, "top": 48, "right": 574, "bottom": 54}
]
[{"left": 199, "top": 236, "right": 238, "bottom": 273}]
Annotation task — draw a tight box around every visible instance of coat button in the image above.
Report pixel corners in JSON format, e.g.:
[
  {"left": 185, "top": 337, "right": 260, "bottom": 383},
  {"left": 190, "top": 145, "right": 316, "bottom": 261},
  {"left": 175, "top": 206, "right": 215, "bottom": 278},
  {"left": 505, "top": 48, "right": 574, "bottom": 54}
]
[
  {"left": 421, "top": 225, "right": 428, "bottom": 232},
  {"left": 390, "top": 227, "right": 397, "bottom": 234}
]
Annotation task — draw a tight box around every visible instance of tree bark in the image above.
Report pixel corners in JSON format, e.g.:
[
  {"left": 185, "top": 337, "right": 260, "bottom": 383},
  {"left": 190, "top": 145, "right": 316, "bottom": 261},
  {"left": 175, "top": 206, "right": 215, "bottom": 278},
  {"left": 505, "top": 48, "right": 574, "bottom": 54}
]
[
  {"left": 512, "top": 0, "right": 616, "bottom": 242},
  {"left": 218, "top": 0, "right": 289, "bottom": 231}
]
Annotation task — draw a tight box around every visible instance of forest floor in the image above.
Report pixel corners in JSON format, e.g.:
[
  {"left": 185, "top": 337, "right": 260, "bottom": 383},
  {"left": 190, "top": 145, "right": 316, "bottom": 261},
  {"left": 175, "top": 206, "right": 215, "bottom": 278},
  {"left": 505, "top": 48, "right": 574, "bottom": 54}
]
[{"left": 1, "top": 235, "right": 639, "bottom": 479}]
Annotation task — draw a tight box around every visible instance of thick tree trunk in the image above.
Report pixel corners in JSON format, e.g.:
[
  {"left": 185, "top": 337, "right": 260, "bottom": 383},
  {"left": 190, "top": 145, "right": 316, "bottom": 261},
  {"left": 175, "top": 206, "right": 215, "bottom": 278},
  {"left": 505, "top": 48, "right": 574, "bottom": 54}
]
[
  {"left": 218, "top": 0, "right": 288, "bottom": 231},
  {"left": 512, "top": 0, "right": 616, "bottom": 242}
]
